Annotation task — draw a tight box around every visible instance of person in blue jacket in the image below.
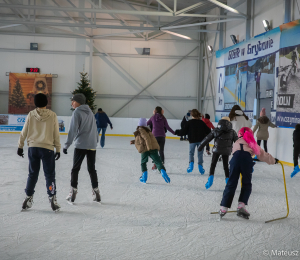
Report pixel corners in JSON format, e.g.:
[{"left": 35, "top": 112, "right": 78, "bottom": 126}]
[{"left": 94, "top": 108, "right": 113, "bottom": 148}]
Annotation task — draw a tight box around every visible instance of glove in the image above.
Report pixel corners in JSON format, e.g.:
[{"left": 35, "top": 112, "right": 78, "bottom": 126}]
[
  {"left": 275, "top": 158, "right": 279, "bottom": 164},
  {"left": 63, "top": 148, "right": 68, "bottom": 154},
  {"left": 175, "top": 130, "right": 179, "bottom": 136},
  {"left": 111, "top": 126, "right": 113, "bottom": 130},
  {"left": 55, "top": 152, "right": 60, "bottom": 160},
  {"left": 17, "top": 148, "right": 24, "bottom": 158}
]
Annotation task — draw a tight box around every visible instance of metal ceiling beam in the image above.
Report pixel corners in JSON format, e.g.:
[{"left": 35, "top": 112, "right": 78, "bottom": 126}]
[
  {"left": 175, "top": 2, "right": 204, "bottom": 15},
  {"left": 0, "top": 20, "right": 159, "bottom": 30},
  {"left": 207, "top": 0, "right": 248, "bottom": 18},
  {"left": 0, "top": 24, "right": 21, "bottom": 29},
  {"left": 155, "top": 0, "right": 173, "bottom": 13},
  {"left": 112, "top": 46, "right": 198, "bottom": 117},
  {"left": 66, "top": 0, "right": 93, "bottom": 24},
  {"left": 162, "top": 18, "right": 245, "bottom": 30}
]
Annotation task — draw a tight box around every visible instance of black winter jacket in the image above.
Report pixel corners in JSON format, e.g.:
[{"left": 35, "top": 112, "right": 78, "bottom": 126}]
[
  {"left": 181, "top": 116, "right": 189, "bottom": 129},
  {"left": 198, "top": 119, "right": 238, "bottom": 155},
  {"left": 175, "top": 119, "right": 211, "bottom": 144},
  {"left": 293, "top": 129, "right": 300, "bottom": 147}
]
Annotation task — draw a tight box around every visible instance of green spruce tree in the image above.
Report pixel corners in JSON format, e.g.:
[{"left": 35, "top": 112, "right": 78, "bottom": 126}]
[
  {"left": 71, "top": 71, "right": 97, "bottom": 112},
  {"left": 9, "top": 80, "right": 27, "bottom": 108}
]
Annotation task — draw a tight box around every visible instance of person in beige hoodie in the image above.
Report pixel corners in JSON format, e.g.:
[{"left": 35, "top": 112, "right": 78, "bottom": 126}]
[{"left": 18, "top": 93, "right": 61, "bottom": 212}]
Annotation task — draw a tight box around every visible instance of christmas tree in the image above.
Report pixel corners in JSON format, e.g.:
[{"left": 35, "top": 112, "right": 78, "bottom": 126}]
[
  {"left": 71, "top": 71, "right": 97, "bottom": 112},
  {"left": 9, "top": 80, "right": 27, "bottom": 108}
]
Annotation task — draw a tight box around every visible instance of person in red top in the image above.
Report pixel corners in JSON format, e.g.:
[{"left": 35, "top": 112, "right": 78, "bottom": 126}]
[{"left": 202, "top": 114, "right": 215, "bottom": 155}]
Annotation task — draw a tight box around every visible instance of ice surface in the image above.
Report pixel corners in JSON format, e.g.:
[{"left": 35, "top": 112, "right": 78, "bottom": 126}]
[{"left": 1, "top": 134, "right": 300, "bottom": 260}]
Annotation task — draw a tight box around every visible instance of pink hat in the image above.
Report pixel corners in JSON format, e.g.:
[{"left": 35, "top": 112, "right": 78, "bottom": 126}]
[{"left": 260, "top": 108, "right": 266, "bottom": 117}]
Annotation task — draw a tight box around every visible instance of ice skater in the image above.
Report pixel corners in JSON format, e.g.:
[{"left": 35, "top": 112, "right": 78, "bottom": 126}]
[
  {"left": 180, "top": 112, "right": 190, "bottom": 141},
  {"left": 130, "top": 118, "right": 170, "bottom": 184},
  {"left": 253, "top": 108, "right": 276, "bottom": 157},
  {"left": 63, "top": 93, "right": 101, "bottom": 204},
  {"left": 18, "top": 93, "right": 61, "bottom": 212},
  {"left": 219, "top": 127, "right": 278, "bottom": 220},
  {"left": 255, "top": 69, "right": 261, "bottom": 99},
  {"left": 147, "top": 106, "right": 175, "bottom": 170},
  {"left": 198, "top": 117, "right": 238, "bottom": 189},
  {"left": 202, "top": 113, "right": 215, "bottom": 155},
  {"left": 291, "top": 124, "right": 300, "bottom": 178},
  {"left": 94, "top": 108, "right": 113, "bottom": 148},
  {"left": 229, "top": 105, "right": 252, "bottom": 134},
  {"left": 175, "top": 109, "right": 211, "bottom": 174}
]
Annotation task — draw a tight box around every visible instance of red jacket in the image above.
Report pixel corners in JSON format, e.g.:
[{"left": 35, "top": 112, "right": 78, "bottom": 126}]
[{"left": 202, "top": 117, "right": 215, "bottom": 129}]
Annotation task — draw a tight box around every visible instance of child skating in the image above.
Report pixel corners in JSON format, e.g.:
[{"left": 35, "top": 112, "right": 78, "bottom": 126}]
[
  {"left": 198, "top": 117, "right": 238, "bottom": 189},
  {"left": 219, "top": 127, "right": 278, "bottom": 220},
  {"left": 175, "top": 109, "right": 211, "bottom": 174},
  {"left": 291, "top": 124, "right": 300, "bottom": 177},
  {"left": 130, "top": 118, "right": 170, "bottom": 184},
  {"left": 202, "top": 113, "right": 215, "bottom": 155},
  {"left": 17, "top": 93, "right": 61, "bottom": 212}
]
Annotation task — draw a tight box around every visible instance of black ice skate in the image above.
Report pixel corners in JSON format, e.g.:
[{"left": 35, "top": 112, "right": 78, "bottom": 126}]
[
  {"left": 22, "top": 195, "right": 33, "bottom": 211},
  {"left": 219, "top": 209, "right": 227, "bottom": 219},
  {"left": 237, "top": 207, "right": 250, "bottom": 219},
  {"left": 49, "top": 195, "right": 61, "bottom": 212},
  {"left": 66, "top": 187, "right": 78, "bottom": 204},
  {"left": 92, "top": 187, "right": 101, "bottom": 203}
]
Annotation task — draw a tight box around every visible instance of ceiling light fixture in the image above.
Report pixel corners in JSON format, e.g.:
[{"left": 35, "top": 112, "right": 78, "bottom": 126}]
[
  {"left": 230, "top": 35, "right": 238, "bottom": 45},
  {"left": 262, "top": 20, "right": 270, "bottom": 31},
  {"left": 161, "top": 30, "right": 192, "bottom": 40}
]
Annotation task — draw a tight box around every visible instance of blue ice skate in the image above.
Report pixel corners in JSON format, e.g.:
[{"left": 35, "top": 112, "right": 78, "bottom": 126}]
[
  {"left": 225, "top": 178, "right": 229, "bottom": 184},
  {"left": 205, "top": 175, "right": 214, "bottom": 189},
  {"left": 140, "top": 171, "right": 148, "bottom": 183},
  {"left": 187, "top": 162, "right": 194, "bottom": 173},
  {"left": 291, "top": 165, "right": 300, "bottom": 178},
  {"left": 198, "top": 165, "right": 205, "bottom": 175},
  {"left": 161, "top": 169, "right": 170, "bottom": 183}
]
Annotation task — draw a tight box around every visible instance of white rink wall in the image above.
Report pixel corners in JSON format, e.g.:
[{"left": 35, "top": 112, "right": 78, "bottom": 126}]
[{"left": 0, "top": 116, "right": 295, "bottom": 166}]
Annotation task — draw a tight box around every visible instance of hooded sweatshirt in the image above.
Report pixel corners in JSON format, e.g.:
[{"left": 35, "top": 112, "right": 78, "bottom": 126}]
[
  {"left": 95, "top": 111, "right": 112, "bottom": 129},
  {"left": 253, "top": 116, "right": 276, "bottom": 140},
  {"left": 230, "top": 110, "right": 252, "bottom": 134},
  {"left": 147, "top": 113, "right": 175, "bottom": 137},
  {"left": 18, "top": 108, "right": 61, "bottom": 152},
  {"left": 64, "top": 105, "right": 98, "bottom": 150}
]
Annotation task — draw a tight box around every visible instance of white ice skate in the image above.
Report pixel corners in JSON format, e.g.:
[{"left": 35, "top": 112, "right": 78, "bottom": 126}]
[
  {"left": 66, "top": 187, "right": 78, "bottom": 205},
  {"left": 49, "top": 195, "right": 61, "bottom": 212},
  {"left": 92, "top": 187, "right": 101, "bottom": 203},
  {"left": 22, "top": 195, "right": 33, "bottom": 211}
]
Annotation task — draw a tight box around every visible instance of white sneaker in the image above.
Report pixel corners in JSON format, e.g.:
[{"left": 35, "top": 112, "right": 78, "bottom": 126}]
[
  {"left": 22, "top": 195, "right": 33, "bottom": 210},
  {"left": 66, "top": 187, "right": 78, "bottom": 203},
  {"left": 92, "top": 187, "right": 101, "bottom": 203}
]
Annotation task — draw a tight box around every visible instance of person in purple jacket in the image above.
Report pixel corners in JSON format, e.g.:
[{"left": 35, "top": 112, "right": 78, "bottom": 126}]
[{"left": 147, "top": 106, "right": 175, "bottom": 170}]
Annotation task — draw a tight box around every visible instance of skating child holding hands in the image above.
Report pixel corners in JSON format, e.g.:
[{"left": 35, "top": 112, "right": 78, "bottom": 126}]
[
  {"left": 219, "top": 127, "right": 279, "bottom": 220},
  {"left": 130, "top": 118, "right": 170, "bottom": 184}
]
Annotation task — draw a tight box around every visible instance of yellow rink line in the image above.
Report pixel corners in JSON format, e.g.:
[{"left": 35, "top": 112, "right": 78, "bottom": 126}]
[
  {"left": 224, "top": 86, "right": 246, "bottom": 109},
  {"left": 0, "top": 132, "right": 294, "bottom": 167}
]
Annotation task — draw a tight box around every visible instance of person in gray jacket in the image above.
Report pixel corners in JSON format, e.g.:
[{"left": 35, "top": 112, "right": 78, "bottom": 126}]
[{"left": 63, "top": 93, "right": 101, "bottom": 204}]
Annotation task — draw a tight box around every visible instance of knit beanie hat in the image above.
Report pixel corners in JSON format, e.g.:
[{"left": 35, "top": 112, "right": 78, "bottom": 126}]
[
  {"left": 34, "top": 93, "right": 48, "bottom": 108},
  {"left": 138, "top": 118, "right": 147, "bottom": 127},
  {"left": 71, "top": 93, "right": 86, "bottom": 105},
  {"left": 205, "top": 114, "right": 210, "bottom": 119},
  {"left": 260, "top": 107, "right": 266, "bottom": 117},
  {"left": 187, "top": 112, "right": 191, "bottom": 117},
  {"left": 221, "top": 116, "right": 230, "bottom": 121}
]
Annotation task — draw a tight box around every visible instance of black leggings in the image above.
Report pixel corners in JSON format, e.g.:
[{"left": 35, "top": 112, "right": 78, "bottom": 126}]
[
  {"left": 294, "top": 146, "right": 300, "bottom": 167},
  {"left": 209, "top": 153, "right": 229, "bottom": 178},
  {"left": 257, "top": 140, "right": 267, "bottom": 153},
  {"left": 155, "top": 137, "right": 166, "bottom": 164}
]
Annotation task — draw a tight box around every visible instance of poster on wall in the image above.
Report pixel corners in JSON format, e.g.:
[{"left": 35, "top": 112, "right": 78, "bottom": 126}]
[
  {"left": 215, "top": 27, "right": 281, "bottom": 122},
  {"left": 8, "top": 73, "right": 52, "bottom": 114},
  {"left": 276, "top": 20, "right": 300, "bottom": 127}
]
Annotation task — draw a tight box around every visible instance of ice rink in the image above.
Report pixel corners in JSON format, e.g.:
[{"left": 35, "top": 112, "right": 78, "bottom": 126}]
[{"left": 1, "top": 133, "right": 300, "bottom": 260}]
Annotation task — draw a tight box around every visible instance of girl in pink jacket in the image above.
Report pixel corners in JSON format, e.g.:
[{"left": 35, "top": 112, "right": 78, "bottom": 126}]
[{"left": 219, "top": 127, "right": 279, "bottom": 220}]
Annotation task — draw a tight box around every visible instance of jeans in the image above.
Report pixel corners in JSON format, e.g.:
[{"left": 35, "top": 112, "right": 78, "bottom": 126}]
[
  {"left": 257, "top": 140, "right": 267, "bottom": 153},
  {"left": 294, "top": 146, "right": 300, "bottom": 167},
  {"left": 97, "top": 128, "right": 107, "bottom": 147},
  {"left": 155, "top": 137, "right": 165, "bottom": 164},
  {"left": 221, "top": 149, "right": 255, "bottom": 208},
  {"left": 25, "top": 147, "right": 56, "bottom": 197},
  {"left": 189, "top": 142, "right": 204, "bottom": 165},
  {"left": 209, "top": 153, "right": 229, "bottom": 178},
  {"left": 71, "top": 148, "right": 98, "bottom": 189},
  {"left": 141, "top": 149, "right": 166, "bottom": 173}
]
